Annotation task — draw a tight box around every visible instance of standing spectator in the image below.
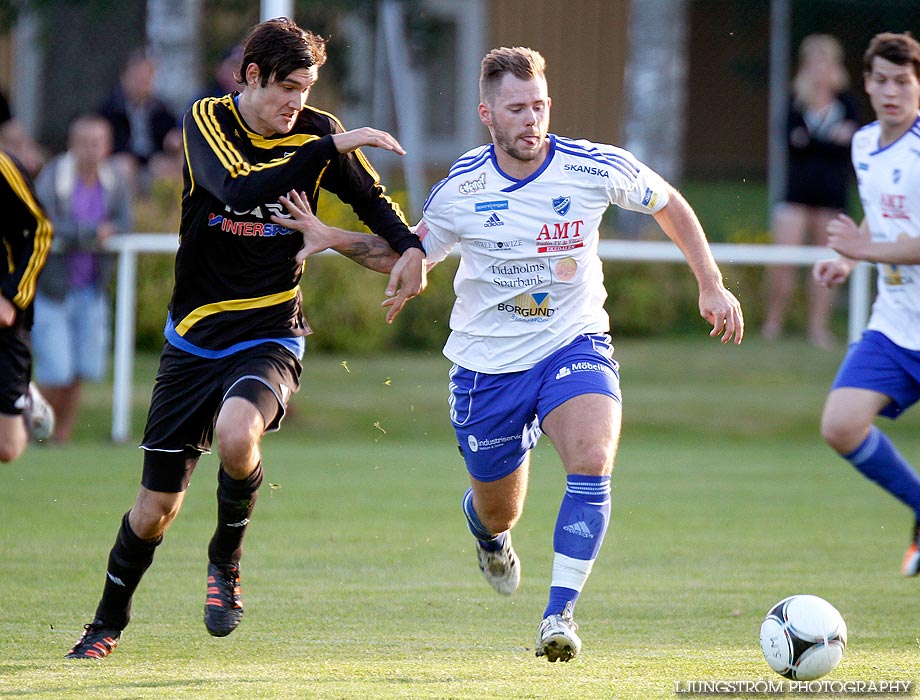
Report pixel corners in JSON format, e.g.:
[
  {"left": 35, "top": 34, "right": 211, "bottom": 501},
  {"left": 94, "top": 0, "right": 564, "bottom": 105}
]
[
  {"left": 98, "top": 49, "right": 178, "bottom": 193},
  {"left": 0, "top": 148, "right": 55, "bottom": 461},
  {"left": 763, "top": 34, "right": 859, "bottom": 349},
  {"left": 813, "top": 32, "right": 920, "bottom": 576},
  {"left": 32, "top": 114, "right": 131, "bottom": 442}
]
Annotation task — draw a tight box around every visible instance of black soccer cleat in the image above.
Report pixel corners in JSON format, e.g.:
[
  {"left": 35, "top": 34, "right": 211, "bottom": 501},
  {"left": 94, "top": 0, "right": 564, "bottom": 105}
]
[
  {"left": 204, "top": 562, "right": 243, "bottom": 637},
  {"left": 65, "top": 622, "right": 121, "bottom": 659}
]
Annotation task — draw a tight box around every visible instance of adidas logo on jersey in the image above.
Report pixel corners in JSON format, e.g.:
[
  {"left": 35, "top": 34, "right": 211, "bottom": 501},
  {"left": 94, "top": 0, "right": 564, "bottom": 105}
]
[
  {"left": 484, "top": 212, "right": 505, "bottom": 228},
  {"left": 563, "top": 521, "right": 594, "bottom": 539}
]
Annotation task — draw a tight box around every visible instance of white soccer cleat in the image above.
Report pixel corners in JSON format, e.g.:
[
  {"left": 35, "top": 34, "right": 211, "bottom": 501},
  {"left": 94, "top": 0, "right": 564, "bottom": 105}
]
[
  {"left": 536, "top": 601, "right": 581, "bottom": 662},
  {"left": 476, "top": 532, "right": 520, "bottom": 595},
  {"left": 25, "top": 382, "right": 55, "bottom": 442}
]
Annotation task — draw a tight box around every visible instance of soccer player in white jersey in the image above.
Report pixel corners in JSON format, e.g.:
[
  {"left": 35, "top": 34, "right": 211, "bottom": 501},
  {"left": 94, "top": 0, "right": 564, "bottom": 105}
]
[
  {"left": 814, "top": 32, "right": 920, "bottom": 577},
  {"left": 277, "top": 46, "right": 743, "bottom": 661}
]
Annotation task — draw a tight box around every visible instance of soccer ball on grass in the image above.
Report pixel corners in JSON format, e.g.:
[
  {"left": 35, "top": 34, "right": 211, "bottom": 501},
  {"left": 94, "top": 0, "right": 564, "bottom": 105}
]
[{"left": 759, "top": 594, "right": 847, "bottom": 681}]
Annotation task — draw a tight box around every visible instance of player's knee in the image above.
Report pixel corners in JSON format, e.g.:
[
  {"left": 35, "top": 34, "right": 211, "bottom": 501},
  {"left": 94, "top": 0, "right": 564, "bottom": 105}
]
[
  {"left": 477, "top": 501, "right": 522, "bottom": 534},
  {"left": 0, "top": 427, "right": 27, "bottom": 463},
  {"left": 565, "top": 445, "right": 613, "bottom": 477},
  {"left": 0, "top": 441, "right": 24, "bottom": 463},
  {"left": 215, "top": 414, "right": 261, "bottom": 465},
  {"left": 130, "top": 499, "right": 180, "bottom": 539},
  {"left": 819, "top": 413, "right": 863, "bottom": 455}
]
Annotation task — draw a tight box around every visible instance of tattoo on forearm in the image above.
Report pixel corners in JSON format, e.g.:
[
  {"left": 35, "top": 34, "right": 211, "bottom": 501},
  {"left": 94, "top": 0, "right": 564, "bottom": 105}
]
[{"left": 335, "top": 238, "right": 399, "bottom": 272}]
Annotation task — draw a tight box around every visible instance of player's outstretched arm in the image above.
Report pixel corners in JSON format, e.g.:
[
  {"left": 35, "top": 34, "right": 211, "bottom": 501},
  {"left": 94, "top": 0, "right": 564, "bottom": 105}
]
[
  {"left": 332, "top": 127, "right": 406, "bottom": 156},
  {"left": 812, "top": 257, "right": 854, "bottom": 288},
  {"left": 273, "top": 190, "right": 426, "bottom": 324},
  {"left": 827, "top": 213, "right": 920, "bottom": 265},
  {"left": 272, "top": 190, "right": 400, "bottom": 271},
  {"left": 381, "top": 246, "right": 427, "bottom": 324},
  {"left": 653, "top": 186, "right": 744, "bottom": 344}
]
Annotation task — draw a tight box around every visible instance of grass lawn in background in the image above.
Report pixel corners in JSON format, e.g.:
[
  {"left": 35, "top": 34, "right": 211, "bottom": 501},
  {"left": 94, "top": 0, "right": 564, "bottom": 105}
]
[{"left": 2, "top": 337, "right": 917, "bottom": 699}]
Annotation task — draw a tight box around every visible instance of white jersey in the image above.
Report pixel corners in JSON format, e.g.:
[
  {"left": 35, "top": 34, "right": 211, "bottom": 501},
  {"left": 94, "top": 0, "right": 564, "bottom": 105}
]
[
  {"left": 852, "top": 115, "right": 920, "bottom": 350},
  {"left": 421, "top": 134, "right": 670, "bottom": 373}
]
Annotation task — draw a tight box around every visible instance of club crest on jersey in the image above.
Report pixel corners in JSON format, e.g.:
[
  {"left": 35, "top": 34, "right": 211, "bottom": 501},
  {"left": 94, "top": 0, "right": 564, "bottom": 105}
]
[
  {"left": 553, "top": 196, "right": 571, "bottom": 217},
  {"left": 459, "top": 172, "right": 486, "bottom": 195}
]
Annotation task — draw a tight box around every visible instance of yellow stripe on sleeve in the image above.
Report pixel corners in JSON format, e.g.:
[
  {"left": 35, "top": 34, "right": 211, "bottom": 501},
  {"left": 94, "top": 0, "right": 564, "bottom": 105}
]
[
  {"left": 191, "top": 97, "right": 323, "bottom": 178},
  {"left": 192, "top": 98, "right": 251, "bottom": 178},
  {"left": 0, "top": 152, "right": 53, "bottom": 308}
]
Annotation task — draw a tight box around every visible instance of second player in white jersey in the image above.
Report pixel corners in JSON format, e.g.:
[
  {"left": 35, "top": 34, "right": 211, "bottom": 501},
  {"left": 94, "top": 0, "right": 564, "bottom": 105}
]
[
  {"left": 851, "top": 115, "right": 920, "bottom": 350},
  {"left": 420, "top": 134, "right": 670, "bottom": 373},
  {"left": 813, "top": 32, "right": 920, "bottom": 581}
]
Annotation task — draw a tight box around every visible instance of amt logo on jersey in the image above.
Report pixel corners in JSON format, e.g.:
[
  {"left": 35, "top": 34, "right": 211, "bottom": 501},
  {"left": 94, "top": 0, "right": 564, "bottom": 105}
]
[
  {"left": 536, "top": 220, "right": 585, "bottom": 253},
  {"left": 881, "top": 193, "right": 910, "bottom": 220}
]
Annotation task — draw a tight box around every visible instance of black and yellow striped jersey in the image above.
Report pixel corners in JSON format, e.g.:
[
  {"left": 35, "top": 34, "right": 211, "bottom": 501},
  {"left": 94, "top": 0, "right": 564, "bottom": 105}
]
[
  {"left": 168, "top": 94, "right": 421, "bottom": 357},
  {"left": 0, "top": 150, "right": 52, "bottom": 328}
]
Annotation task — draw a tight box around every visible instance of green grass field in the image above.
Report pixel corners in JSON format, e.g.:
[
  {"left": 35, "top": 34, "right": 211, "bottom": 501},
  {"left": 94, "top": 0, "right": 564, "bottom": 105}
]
[{"left": 2, "top": 337, "right": 918, "bottom": 699}]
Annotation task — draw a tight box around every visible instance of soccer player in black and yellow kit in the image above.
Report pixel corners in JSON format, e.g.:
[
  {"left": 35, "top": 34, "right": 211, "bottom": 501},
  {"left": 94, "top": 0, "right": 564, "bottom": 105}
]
[
  {"left": 66, "top": 18, "right": 426, "bottom": 659},
  {"left": 0, "top": 149, "right": 55, "bottom": 462}
]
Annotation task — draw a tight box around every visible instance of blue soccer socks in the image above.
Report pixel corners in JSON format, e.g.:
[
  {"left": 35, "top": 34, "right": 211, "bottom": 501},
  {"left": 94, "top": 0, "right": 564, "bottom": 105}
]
[
  {"left": 844, "top": 426, "right": 920, "bottom": 517},
  {"left": 462, "top": 487, "right": 506, "bottom": 552},
  {"left": 544, "top": 474, "right": 611, "bottom": 618}
]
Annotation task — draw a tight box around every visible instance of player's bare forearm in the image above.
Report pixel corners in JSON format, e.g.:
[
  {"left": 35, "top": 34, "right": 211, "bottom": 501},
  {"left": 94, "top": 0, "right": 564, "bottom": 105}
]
[
  {"left": 273, "top": 189, "right": 399, "bottom": 272},
  {"left": 653, "top": 188, "right": 723, "bottom": 291},
  {"left": 332, "top": 234, "right": 399, "bottom": 273},
  {"left": 654, "top": 187, "right": 743, "bottom": 344},
  {"left": 828, "top": 215, "right": 920, "bottom": 264}
]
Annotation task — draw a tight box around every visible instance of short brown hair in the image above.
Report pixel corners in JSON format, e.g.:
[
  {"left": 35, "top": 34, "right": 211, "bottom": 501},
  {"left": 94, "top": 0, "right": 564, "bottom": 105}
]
[
  {"left": 864, "top": 32, "right": 920, "bottom": 80},
  {"left": 479, "top": 47, "right": 546, "bottom": 104},
  {"left": 240, "top": 17, "right": 328, "bottom": 88}
]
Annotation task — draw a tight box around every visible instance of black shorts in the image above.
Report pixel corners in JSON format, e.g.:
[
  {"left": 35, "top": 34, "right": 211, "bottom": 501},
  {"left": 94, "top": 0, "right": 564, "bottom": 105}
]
[
  {"left": 140, "top": 341, "right": 301, "bottom": 492},
  {"left": 0, "top": 321, "right": 32, "bottom": 416},
  {"left": 784, "top": 161, "right": 850, "bottom": 211}
]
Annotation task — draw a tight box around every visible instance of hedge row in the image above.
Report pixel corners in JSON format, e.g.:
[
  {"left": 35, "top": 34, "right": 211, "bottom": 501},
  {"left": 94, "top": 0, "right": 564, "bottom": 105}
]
[{"left": 129, "top": 182, "right": 823, "bottom": 353}]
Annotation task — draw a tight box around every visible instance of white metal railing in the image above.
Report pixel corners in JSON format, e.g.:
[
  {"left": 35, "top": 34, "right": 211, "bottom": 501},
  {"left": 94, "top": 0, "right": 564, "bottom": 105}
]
[{"left": 105, "top": 234, "right": 872, "bottom": 443}]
